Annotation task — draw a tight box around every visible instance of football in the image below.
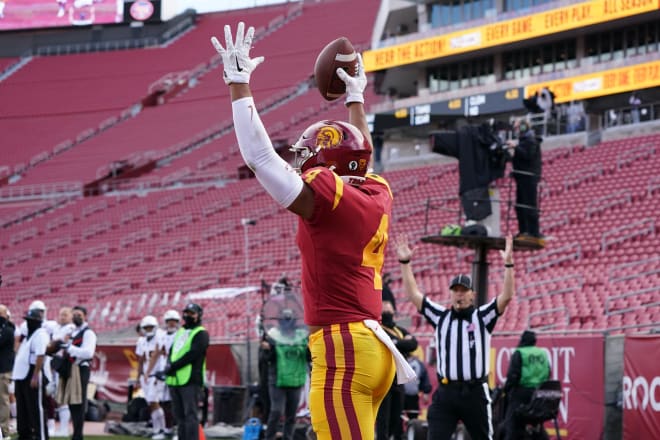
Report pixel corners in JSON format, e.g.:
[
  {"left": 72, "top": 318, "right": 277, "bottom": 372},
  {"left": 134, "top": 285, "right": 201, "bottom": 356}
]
[{"left": 314, "top": 37, "right": 358, "bottom": 101}]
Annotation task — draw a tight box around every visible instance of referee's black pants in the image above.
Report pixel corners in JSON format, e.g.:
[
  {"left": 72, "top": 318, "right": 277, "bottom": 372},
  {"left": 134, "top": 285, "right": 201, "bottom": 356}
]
[
  {"left": 70, "top": 365, "right": 90, "bottom": 440},
  {"left": 15, "top": 365, "right": 49, "bottom": 440},
  {"left": 427, "top": 381, "right": 492, "bottom": 440}
]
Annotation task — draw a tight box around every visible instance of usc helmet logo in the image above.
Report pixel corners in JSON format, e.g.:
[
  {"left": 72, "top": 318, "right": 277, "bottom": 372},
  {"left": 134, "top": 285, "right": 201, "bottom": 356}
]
[{"left": 316, "top": 126, "right": 342, "bottom": 149}]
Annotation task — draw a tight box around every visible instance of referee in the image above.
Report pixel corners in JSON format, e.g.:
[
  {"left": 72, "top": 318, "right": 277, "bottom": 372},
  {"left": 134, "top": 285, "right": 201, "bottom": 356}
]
[{"left": 395, "top": 234, "right": 515, "bottom": 440}]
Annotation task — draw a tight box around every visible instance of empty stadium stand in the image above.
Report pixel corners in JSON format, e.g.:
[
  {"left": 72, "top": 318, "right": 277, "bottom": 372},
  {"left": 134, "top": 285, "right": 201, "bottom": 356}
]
[{"left": 1, "top": 0, "right": 658, "bottom": 341}]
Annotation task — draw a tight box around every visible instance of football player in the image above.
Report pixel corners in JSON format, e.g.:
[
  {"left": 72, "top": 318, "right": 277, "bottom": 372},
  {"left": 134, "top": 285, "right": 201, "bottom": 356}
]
[
  {"left": 50, "top": 307, "right": 75, "bottom": 436},
  {"left": 135, "top": 315, "right": 166, "bottom": 440},
  {"left": 14, "top": 300, "right": 58, "bottom": 350},
  {"left": 155, "top": 309, "right": 180, "bottom": 435},
  {"left": 211, "top": 23, "right": 416, "bottom": 440}
]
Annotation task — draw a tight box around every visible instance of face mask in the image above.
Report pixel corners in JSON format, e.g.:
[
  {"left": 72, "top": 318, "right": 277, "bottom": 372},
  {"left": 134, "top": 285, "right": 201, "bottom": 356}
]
[
  {"left": 183, "top": 315, "right": 197, "bottom": 327},
  {"left": 73, "top": 316, "right": 84, "bottom": 327},
  {"left": 0, "top": 317, "right": 6, "bottom": 325},
  {"left": 279, "top": 318, "right": 296, "bottom": 332},
  {"left": 381, "top": 312, "right": 394, "bottom": 327},
  {"left": 144, "top": 330, "right": 155, "bottom": 339},
  {"left": 27, "top": 320, "right": 41, "bottom": 334},
  {"left": 167, "top": 326, "right": 178, "bottom": 334}
]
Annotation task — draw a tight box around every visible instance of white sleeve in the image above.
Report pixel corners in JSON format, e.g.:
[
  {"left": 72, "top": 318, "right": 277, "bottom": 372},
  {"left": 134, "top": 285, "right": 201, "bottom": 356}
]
[
  {"left": 68, "top": 329, "right": 96, "bottom": 360},
  {"left": 232, "top": 97, "right": 304, "bottom": 208}
]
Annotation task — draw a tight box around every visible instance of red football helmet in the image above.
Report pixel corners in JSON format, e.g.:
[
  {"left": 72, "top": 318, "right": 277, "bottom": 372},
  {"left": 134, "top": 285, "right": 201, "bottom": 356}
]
[{"left": 290, "top": 120, "right": 372, "bottom": 184}]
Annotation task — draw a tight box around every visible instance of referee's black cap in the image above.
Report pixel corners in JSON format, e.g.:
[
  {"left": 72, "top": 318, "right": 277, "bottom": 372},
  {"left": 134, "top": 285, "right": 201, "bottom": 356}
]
[{"left": 449, "top": 274, "right": 472, "bottom": 290}]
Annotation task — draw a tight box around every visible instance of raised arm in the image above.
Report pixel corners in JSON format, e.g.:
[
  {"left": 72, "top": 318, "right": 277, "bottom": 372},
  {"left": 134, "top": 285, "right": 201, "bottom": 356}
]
[
  {"left": 394, "top": 234, "right": 424, "bottom": 311},
  {"left": 497, "top": 234, "right": 515, "bottom": 314},
  {"left": 212, "top": 23, "right": 313, "bottom": 218},
  {"left": 337, "top": 54, "right": 373, "bottom": 148}
]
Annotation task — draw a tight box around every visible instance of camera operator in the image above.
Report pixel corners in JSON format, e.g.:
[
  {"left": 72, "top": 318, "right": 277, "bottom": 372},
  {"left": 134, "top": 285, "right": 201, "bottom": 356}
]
[
  {"left": 430, "top": 122, "right": 506, "bottom": 227},
  {"left": 506, "top": 118, "right": 543, "bottom": 241}
]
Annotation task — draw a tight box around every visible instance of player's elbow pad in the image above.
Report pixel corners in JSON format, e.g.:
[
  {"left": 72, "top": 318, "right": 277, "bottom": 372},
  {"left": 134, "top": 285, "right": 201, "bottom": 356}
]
[{"left": 232, "top": 97, "right": 303, "bottom": 208}]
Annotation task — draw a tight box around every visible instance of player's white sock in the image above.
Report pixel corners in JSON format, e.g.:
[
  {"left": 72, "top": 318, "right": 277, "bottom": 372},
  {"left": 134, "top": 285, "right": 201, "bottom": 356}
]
[
  {"left": 9, "top": 402, "right": 15, "bottom": 418},
  {"left": 156, "top": 407, "right": 166, "bottom": 432},
  {"left": 48, "top": 418, "right": 56, "bottom": 435},
  {"left": 58, "top": 406, "right": 71, "bottom": 434},
  {"left": 152, "top": 408, "right": 165, "bottom": 433}
]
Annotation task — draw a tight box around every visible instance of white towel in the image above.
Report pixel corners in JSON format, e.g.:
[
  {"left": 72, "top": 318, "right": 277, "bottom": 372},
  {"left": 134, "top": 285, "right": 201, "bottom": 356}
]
[{"left": 363, "top": 319, "right": 417, "bottom": 384}]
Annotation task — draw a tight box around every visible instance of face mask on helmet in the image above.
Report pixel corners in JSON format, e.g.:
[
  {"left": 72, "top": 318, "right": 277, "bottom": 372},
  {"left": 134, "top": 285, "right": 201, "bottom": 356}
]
[
  {"left": 290, "top": 120, "right": 372, "bottom": 185},
  {"left": 142, "top": 326, "right": 156, "bottom": 338}
]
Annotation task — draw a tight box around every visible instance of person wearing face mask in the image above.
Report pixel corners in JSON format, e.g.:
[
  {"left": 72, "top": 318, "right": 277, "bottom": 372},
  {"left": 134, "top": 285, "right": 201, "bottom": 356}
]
[
  {"left": 375, "top": 296, "right": 418, "bottom": 440},
  {"left": 165, "top": 303, "right": 209, "bottom": 440},
  {"left": 260, "top": 308, "right": 309, "bottom": 440},
  {"left": 12, "top": 309, "right": 49, "bottom": 440},
  {"left": 505, "top": 117, "right": 543, "bottom": 242},
  {"left": 15, "top": 301, "right": 58, "bottom": 352},
  {"left": 395, "top": 234, "right": 515, "bottom": 440},
  {"left": 56, "top": 305, "right": 97, "bottom": 440},
  {"left": 49, "top": 307, "right": 75, "bottom": 437},
  {"left": 0, "top": 305, "right": 15, "bottom": 438},
  {"left": 155, "top": 310, "right": 180, "bottom": 436},
  {"left": 136, "top": 315, "right": 167, "bottom": 440}
]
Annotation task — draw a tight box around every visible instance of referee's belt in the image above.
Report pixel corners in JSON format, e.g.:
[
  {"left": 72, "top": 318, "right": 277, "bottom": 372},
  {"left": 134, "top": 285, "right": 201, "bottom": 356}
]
[{"left": 438, "top": 376, "right": 487, "bottom": 387}]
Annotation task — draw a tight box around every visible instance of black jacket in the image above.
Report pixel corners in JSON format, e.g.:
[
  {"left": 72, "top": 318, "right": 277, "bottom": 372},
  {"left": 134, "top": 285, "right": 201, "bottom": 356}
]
[
  {"left": 383, "top": 324, "right": 418, "bottom": 357},
  {"left": 432, "top": 125, "right": 506, "bottom": 195},
  {"left": 0, "top": 318, "right": 14, "bottom": 373},
  {"left": 512, "top": 131, "right": 542, "bottom": 179}
]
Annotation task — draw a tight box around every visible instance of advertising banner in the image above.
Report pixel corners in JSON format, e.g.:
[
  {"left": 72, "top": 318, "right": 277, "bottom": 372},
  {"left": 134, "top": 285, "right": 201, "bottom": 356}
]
[
  {"left": 491, "top": 335, "right": 605, "bottom": 440},
  {"left": 363, "top": 0, "right": 660, "bottom": 71},
  {"left": 525, "top": 60, "right": 660, "bottom": 103},
  {"left": 622, "top": 335, "right": 660, "bottom": 439},
  {"left": 0, "top": 0, "right": 124, "bottom": 31},
  {"left": 92, "top": 344, "right": 241, "bottom": 402}
]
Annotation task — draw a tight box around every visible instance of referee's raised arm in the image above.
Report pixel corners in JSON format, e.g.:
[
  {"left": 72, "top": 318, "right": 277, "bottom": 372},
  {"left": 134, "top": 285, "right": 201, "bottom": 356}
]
[
  {"left": 394, "top": 233, "right": 424, "bottom": 311},
  {"left": 497, "top": 234, "right": 515, "bottom": 314}
]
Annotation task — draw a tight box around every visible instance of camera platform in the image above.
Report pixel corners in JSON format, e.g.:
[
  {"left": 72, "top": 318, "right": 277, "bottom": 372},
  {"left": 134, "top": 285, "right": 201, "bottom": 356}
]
[
  {"left": 421, "top": 234, "right": 545, "bottom": 252},
  {"left": 421, "top": 234, "right": 545, "bottom": 305}
]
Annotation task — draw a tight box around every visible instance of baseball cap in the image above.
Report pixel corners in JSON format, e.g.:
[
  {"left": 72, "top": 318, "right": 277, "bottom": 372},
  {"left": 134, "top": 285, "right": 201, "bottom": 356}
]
[
  {"left": 449, "top": 274, "right": 472, "bottom": 290},
  {"left": 182, "top": 303, "right": 203, "bottom": 315},
  {"left": 24, "top": 309, "right": 43, "bottom": 321}
]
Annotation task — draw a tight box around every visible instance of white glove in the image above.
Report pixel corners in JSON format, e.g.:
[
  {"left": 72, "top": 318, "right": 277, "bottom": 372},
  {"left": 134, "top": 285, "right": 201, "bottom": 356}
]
[
  {"left": 211, "top": 21, "right": 264, "bottom": 85},
  {"left": 336, "top": 53, "right": 367, "bottom": 106}
]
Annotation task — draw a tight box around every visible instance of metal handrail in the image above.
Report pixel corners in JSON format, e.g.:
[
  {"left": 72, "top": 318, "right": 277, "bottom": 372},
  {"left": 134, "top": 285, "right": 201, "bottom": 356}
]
[
  {"left": 585, "top": 189, "right": 631, "bottom": 219},
  {"left": 616, "top": 142, "right": 656, "bottom": 170},
  {"left": 601, "top": 218, "right": 655, "bottom": 251},
  {"left": 609, "top": 256, "right": 660, "bottom": 283},
  {"left": 604, "top": 286, "right": 660, "bottom": 315},
  {"left": 519, "top": 274, "right": 584, "bottom": 301},
  {"left": 527, "top": 307, "right": 570, "bottom": 331},
  {"left": 526, "top": 242, "right": 582, "bottom": 273}
]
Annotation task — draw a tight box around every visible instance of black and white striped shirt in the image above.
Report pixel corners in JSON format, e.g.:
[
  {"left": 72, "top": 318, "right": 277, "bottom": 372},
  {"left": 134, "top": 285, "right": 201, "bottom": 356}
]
[{"left": 421, "top": 296, "right": 500, "bottom": 381}]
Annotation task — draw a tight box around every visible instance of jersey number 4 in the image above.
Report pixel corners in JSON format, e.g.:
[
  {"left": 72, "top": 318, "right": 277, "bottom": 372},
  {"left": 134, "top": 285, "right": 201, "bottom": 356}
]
[{"left": 361, "top": 213, "right": 389, "bottom": 290}]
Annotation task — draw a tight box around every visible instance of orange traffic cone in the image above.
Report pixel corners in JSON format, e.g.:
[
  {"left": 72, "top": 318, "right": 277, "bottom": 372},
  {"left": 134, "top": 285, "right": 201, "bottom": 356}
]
[{"left": 198, "top": 424, "right": 206, "bottom": 440}]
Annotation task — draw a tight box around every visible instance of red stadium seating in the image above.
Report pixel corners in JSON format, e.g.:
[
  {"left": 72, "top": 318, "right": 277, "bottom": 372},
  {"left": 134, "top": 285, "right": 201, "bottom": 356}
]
[{"left": 1, "top": 0, "right": 658, "bottom": 338}]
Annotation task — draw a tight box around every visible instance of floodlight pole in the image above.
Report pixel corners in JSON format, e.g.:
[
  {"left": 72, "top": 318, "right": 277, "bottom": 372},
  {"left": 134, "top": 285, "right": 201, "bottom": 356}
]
[
  {"left": 241, "top": 218, "right": 256, "bottom": 384},
  {"left": 241, "top": 218, "right": 256, "bottom": 276}
]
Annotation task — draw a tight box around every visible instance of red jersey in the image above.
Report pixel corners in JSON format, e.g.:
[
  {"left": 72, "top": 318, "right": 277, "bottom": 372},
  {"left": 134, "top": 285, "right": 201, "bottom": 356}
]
[{"left": 297, "top": 167, "right": 393, "bottom": 326}]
